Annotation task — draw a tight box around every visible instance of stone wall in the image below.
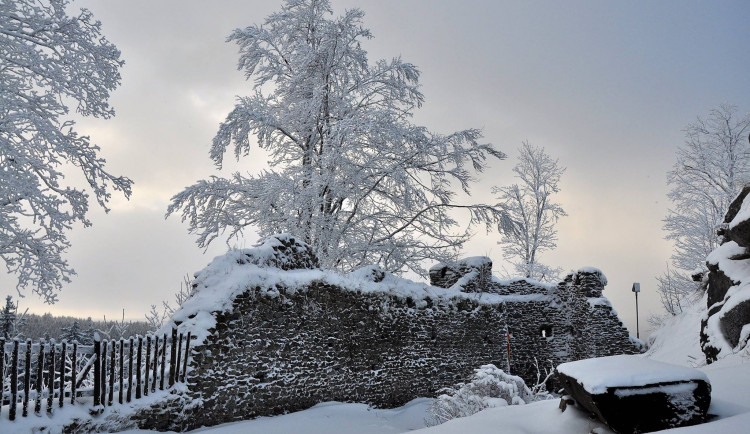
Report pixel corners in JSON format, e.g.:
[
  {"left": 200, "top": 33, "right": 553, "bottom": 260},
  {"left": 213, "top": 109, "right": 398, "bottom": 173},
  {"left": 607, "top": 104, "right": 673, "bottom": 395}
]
[{"left": 144, "top": 236, "right": 641, "bottom": 431}]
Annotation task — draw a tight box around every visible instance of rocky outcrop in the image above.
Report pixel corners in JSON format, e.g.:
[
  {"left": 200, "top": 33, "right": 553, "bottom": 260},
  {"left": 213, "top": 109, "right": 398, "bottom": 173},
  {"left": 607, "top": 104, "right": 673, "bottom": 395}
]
[
  {"left": 145, "top": 235, "right": 641, "bottom": 430},
  {"left": 701, "top": 187, "right": 750, "bottom": 362}
]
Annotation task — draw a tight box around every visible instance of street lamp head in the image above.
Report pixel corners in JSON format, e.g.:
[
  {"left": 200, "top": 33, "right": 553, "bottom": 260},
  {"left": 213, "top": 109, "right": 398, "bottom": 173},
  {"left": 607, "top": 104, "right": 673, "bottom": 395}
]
[{"left": 632, "top": 282, "right": 641, "bottom": 293}]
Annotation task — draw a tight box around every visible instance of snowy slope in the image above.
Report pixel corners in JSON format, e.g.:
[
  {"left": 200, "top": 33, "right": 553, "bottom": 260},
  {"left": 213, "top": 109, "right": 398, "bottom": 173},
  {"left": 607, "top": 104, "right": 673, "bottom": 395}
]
[{"left": 643, "top": 296, "right": 706, "bottom": 366}]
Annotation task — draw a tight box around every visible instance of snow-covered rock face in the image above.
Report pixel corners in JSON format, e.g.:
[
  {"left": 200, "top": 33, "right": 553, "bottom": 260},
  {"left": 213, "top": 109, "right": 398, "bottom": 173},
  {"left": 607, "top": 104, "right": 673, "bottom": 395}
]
[{"left": 702, "top": 186, "right": 750, "bottom": 362}]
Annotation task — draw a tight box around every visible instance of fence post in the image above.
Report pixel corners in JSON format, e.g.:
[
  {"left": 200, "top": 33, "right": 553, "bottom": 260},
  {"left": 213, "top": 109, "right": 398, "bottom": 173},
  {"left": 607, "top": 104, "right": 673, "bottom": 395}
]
[
  {"left": 47, "top": 339, "right": 55, "bottom": 414},
  {"left": 100, "top": 340, "right": 108, "bottom": 407},
  {"left": 144, "top": 335, "right": 151, "bottom": 396},
  {"left": 0, "top": 337, "right": 4, "bottom": 419},
  {"left": 23, "top": 339, "right": 31, "bottom": 417},
  {"left": 160, "top": 333, "right": 166, "bottom": 391},
  {"left": 136, "top": 336, "right": 143, "bottom": 399},
  {"left": 59, "top": 341, "right": 66, "bottom": 408},
  {"left": 71, "top": 342, "right": 77, "bottom": 405},
  {"left": 169, "top": 328, "right": 177, "bottom": 387},
  {"left": 10, "top": 339, "right": 18, "bottom": 420},
  {"left": 109, "top": 341, "right": 115, "bottom": 406},
  {"left": 118, "top": 339, "right": 124, "bottom": 404},
  {"left": 175, "top": 333, "right": 183, "bottom": 385},
  {"left": 35, "top": 340, "right": 44, "bottom": 414},
  {"left": 152, "top": 335, "right": 159, "bottom": 393},
  {"left": 127, "top": 338, "right": 133, "bottom": 403},
  {"left": 93, "top": 335, "right": 101, "bottom": 408},
  {"left": 181, "top": 332, "right": 192, "bottom": 383}
]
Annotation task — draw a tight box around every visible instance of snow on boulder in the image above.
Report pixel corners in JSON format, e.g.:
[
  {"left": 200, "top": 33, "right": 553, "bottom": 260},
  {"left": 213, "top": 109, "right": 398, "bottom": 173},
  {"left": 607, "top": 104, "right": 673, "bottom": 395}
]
[{"left": 557, "top": 355, "right": 711, "bottom": 433}]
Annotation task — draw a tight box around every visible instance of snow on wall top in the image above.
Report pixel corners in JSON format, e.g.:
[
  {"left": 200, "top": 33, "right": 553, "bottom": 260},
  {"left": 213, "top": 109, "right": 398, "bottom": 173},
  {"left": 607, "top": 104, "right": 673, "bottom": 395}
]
[
  {"left": 164, "top": 235, "right": 553, "bottom": 345},
  {"left": 428, "top": 256, "right": 492, "bottom": 272},
  {"left": 574, "top": 266, "right": 608, "bottom": 286},
  {"left": 557, "top": 355, "right": 709, "bottom": 394}
]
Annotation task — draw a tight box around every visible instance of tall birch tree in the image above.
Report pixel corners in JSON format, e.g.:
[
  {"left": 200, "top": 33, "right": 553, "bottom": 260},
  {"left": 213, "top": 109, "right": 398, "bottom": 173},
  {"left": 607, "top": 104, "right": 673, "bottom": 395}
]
[
  {"left": 168, "top": 0, "right": 509, "bottom": 275},
  {"left": 496, "top": 142, "right": 566, "bottom": 281},
  {"left": 659, "top": 104, "right": 750, "bottom": 314}
]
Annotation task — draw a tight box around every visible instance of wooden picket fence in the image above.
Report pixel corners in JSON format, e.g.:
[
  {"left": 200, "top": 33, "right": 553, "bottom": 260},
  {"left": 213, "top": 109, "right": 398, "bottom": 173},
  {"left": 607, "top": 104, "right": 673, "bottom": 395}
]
[{"left": 0, "top": 328, "right": 191, "bottom": 421}]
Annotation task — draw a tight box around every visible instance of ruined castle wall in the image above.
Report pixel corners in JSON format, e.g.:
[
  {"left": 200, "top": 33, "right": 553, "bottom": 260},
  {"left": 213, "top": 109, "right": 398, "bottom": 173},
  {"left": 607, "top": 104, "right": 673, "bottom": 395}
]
[
  {"left": 173, "top": 274, "right": 638, "bottom": 430},
  {"left": 145, "top": 236, "right": 641, "bottom": 430}
]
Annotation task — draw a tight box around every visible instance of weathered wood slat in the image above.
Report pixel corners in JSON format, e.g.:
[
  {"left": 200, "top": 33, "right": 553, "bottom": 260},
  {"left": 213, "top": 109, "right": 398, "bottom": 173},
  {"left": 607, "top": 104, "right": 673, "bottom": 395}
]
[
  {"left": 109, "top": 341, "right": 115, "bottom": 406},
  {"left": 175, "top": 333, "right": 183, "bottom": 385},
  {"left": 136, "top": 336, "right": 143, "bottom": 399},
  {"left": 127, "top": 338, "right": 134, "bottom": 403},
  {"left": 47, "top": 341, "right": 55, "bottom": 414},
  {"left": 71, "top": 342, "right": 77, "bottom": 405},
  {"left": 169, "top": 328, "right": 177, "bottom": 387},
  {"left": 144, "top": 335, "right": 151, "bottom": 397},
  {"left": 10, "top": 340, "right": 18, "bottom": 420},
  {"left": 59, "top": 341, "right": 66, "bottom": 408},
  {"left": 160, "top": 333, "right": 166, "bottom": 391},
  {"left": 23, "top": 339, "right": 31, "bottom": 417},
  {"left": 152, "top": 335, "right": 159, "bottom": 393},
  {"left": 181, "top": 332, "right": 191, "bottom": 383},
  {"left": 34, "top": 340, "right": 44, "bottom": 414},
  {"left": 119, "top": 339, "right": 124, "bottom": 405},
  {"left": 100, "top": 340, "right": 108, "bottom": 407},
  {"left": 0, "top": 337, "right": 4, "bottom": 419},
  {"left": 93, "top": 338, "right": 101, "bottom": 408}
]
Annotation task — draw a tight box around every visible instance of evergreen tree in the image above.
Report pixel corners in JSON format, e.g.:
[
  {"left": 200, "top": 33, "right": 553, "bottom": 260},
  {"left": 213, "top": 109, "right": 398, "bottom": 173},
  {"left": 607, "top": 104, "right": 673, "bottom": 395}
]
[
  {"left": 60, "top": 320, "right": 93, "bottom": 344},
  {"left": 1, "top": 295, "right": 18, "bottom": 339}
]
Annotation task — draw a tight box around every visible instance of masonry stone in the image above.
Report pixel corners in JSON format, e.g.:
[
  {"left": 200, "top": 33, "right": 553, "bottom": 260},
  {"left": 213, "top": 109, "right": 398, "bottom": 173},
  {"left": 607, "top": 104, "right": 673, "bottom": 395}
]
[{"left": 138, "top": 235, "right": 641, "bottom": 431}]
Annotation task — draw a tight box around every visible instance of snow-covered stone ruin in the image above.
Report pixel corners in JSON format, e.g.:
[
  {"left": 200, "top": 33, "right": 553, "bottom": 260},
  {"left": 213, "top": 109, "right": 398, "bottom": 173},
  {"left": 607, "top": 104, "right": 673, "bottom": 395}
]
[
  {"left": 702, "top": 185, "right": 750, "bottom": 362},
  {"left": 142, "top": 235, "right": 641, "bottom": 430}
]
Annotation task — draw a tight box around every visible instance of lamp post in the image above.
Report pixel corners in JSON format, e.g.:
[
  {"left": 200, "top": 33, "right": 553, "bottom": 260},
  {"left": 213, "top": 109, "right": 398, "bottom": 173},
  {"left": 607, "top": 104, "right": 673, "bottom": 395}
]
[{"left": 632, "top": 282, "right": 641, "bottom": 339}]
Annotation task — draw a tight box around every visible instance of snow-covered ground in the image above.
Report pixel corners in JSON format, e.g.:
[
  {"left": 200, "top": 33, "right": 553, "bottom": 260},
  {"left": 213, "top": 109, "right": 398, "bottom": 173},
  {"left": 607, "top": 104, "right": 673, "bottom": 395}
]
[
  {"left": 168, "top": 362, "right": 746, "bottom": 434},
  {"left": 116, "top": 334, "right": 750, "bottom": 434},
  {"left": 171, "top": 295, "right": 750, "bottom": 434},
  {"left": 7, "top": 296, "right": 750, "bottom": 433}
]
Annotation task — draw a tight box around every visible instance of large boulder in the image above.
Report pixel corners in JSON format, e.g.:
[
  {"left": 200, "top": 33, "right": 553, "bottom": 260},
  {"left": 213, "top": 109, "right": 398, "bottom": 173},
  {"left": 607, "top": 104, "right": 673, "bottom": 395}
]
[
  {"left": 702, "top": 185, "right": 750, "bottom": 362},
  {"left": 557, "top": 355, "right": 711, "bottom": 433}
]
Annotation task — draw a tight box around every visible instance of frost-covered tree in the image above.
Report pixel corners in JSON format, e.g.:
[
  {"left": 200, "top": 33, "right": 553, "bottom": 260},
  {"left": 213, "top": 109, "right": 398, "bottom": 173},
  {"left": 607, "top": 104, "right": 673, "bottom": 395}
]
[
  {"left": 59, "top": 319, "right": 93, "bottom": 344},
  {"left": 660, "top": 105, "right": 750, "bottom": 314},
  {"left": 426, "top": 364, "right": 552, "bottom": 426},
  {"left": 0, "top": 0, "right": 133, "bottom": 303},
  {"left": 495, "top": 142, "right": 566, "bottom": 281},
  {"left": 1, "top": 295, "right": 25, "bottom": 339},
  {"left": 167, "top": 0, "right": 509, "bottom": 275}
]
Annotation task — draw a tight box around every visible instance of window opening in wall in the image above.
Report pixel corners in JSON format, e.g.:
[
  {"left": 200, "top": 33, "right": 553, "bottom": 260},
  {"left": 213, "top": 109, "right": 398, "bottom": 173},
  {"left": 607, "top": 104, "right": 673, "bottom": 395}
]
[{"left": 540, "top": 325, "right": 553, "bottom": 338}]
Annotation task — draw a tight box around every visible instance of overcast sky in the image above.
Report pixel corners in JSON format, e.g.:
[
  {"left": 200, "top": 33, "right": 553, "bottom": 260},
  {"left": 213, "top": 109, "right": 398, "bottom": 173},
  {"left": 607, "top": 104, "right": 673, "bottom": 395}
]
[{"left": 6, "top": 0, "right": 750, "bottom": 338}]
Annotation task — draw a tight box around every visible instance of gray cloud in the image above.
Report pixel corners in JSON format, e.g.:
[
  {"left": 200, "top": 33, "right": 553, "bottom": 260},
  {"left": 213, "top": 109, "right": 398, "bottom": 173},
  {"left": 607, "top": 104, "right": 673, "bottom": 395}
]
[{"left": 6, "top": 0, "right": 749, "bottom": 338}]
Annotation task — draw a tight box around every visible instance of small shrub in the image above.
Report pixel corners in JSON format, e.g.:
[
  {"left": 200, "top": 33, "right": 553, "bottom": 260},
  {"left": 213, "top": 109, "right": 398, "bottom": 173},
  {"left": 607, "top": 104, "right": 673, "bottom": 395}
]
[{"left": 426, "top": 364, "right": 553, "bottom": 426}]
